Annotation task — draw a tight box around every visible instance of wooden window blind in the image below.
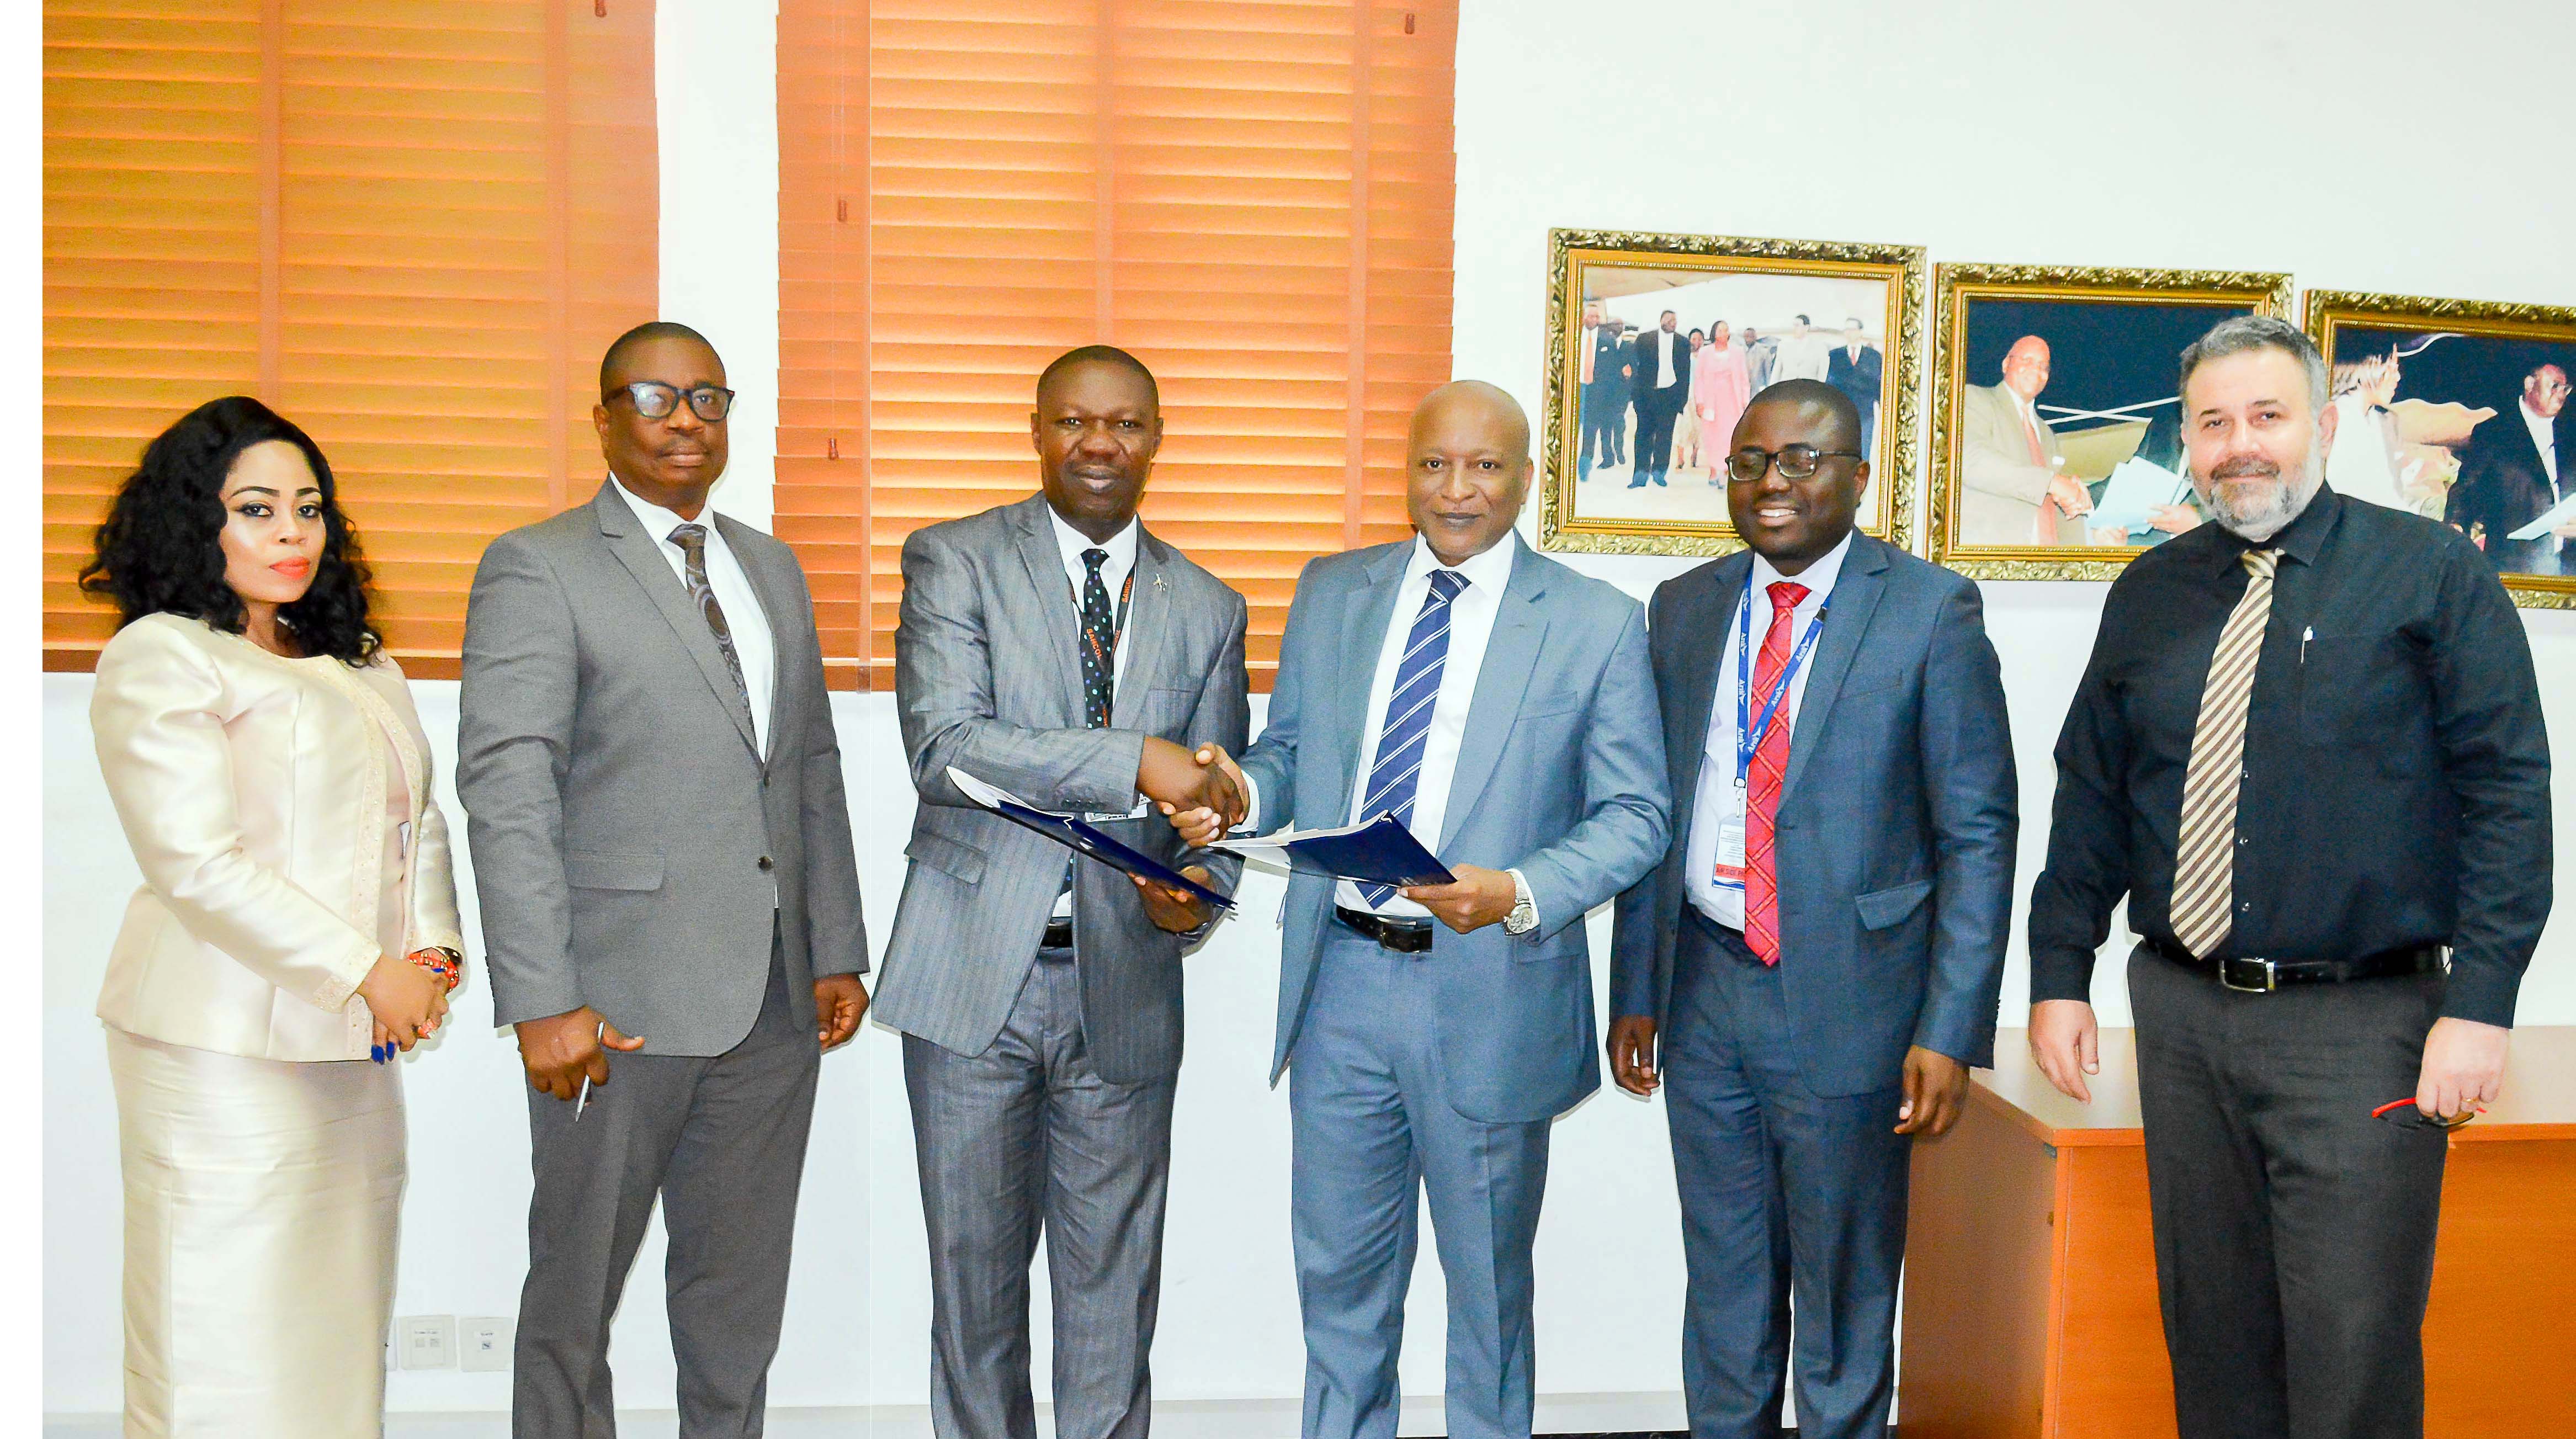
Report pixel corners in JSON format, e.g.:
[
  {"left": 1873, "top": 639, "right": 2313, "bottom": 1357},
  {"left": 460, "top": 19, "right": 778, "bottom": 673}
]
[
  {"left": 777, "top": 0, "right": 1457, "bottom": 689},
  {"left": 44, "top": 0, "right": 660, "bottom": 676}
]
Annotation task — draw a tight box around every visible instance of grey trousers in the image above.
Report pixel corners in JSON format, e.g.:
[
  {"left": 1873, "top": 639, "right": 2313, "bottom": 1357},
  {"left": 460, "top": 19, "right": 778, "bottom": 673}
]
[
  {"left": 1289, "top": 929, "right": 1552, "bottom": 1439},
  {"left": 1663, "top": 913, "right": 1908, "bottom": 1439},
  {"left": 2128, "top": 946, "right": 2450, "bottom": 1439},
  {"left": 514, "top": 942, "right": 819, "bottom": 1439},
  {"left": 904, "top": 947, "right": 1177, "bottom": 1439}
]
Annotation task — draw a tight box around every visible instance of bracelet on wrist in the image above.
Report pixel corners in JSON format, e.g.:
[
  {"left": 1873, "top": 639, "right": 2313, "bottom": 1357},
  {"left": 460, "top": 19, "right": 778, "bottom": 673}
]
[{"left": 406, "top": 946, "right": 464, "bottom": 992}]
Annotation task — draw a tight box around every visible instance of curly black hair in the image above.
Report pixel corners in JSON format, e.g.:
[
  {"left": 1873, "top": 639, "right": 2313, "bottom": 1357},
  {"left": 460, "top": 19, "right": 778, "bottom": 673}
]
[{"left": 78, "top": 396, "right": 383, "bottom": 665}]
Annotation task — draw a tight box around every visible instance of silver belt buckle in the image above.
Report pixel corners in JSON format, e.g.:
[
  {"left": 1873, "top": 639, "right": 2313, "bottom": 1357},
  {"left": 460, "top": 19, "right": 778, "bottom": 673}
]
[{"left": 2219, "top": 955, "right": 2278, "bottom": 994}]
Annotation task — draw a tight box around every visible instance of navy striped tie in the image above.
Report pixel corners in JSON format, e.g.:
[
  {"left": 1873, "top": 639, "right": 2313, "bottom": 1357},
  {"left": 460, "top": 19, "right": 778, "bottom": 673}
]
[{"left": 1355, "top": 567, "right": 1468, "bottom": 907}]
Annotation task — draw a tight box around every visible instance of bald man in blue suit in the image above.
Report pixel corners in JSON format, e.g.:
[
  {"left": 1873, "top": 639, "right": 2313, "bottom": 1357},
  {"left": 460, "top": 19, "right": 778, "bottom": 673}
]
[{"left": 1173, "top": 381, "right": 1670, "bottom": 1439}]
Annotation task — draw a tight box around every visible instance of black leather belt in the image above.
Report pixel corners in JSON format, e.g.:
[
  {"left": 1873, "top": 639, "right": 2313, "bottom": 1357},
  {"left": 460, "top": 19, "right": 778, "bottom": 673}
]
[
  {"left": 1042, "top": 916, "right": 1075, "bottom": 951},
  {"left": 1335, "top": 906, "right": 1435, "bottom": 954},
  {"left": 2142, "top": 933, "right": 2442, "bottom": 994}
]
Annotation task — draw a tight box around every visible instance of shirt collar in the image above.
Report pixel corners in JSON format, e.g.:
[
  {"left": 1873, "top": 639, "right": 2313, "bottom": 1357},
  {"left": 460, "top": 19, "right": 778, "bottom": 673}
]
[
  {"left": 1407, "top": 529, "right": 1518, "bottom": 594},
  {"left": 1045, "top": 502, "right": 1139, "bottom": 580},
  {"left": 2203, "top": 480, "right": 2343, "bottom": 572},
  {"left": 1748, "top": 529, "right": 1853, "bottom": 603},
  {"left": 2524, "top": 399, "right": 2558, "bottom": 447},
  {"left": 610, "top": 474, "right": 715, "bottom": 549}
]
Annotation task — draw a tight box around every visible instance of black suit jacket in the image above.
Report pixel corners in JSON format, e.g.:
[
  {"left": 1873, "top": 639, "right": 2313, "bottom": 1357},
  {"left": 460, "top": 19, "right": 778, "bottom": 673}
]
[
  {"left": 2445, "top": 405, "right": 2569, "bottom": 574},
  {"left": 1587, "top": 327, "right": 1633, "bottom": 403},
  {"left": 1631, "top": 328, "right": 1691, "bottom": 409},
  {"left": 1826, "top": 344, "right": 1884, "bottom": 417}
]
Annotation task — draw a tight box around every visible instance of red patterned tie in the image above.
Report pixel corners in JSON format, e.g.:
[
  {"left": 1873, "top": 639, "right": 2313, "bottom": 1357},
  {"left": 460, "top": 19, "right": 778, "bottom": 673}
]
[{"left": 1744, "top": 580, "right": 1809, "bottom": 965}]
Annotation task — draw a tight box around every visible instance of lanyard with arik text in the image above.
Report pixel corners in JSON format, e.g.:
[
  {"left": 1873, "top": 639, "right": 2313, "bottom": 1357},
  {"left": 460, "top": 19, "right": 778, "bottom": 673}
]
[{"left": 1734, "top": 583, "right": 1829, "bottom": 788}]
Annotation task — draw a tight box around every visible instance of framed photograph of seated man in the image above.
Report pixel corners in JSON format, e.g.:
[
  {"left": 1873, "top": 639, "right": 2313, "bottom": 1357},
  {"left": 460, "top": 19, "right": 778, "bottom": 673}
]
[
  {"left": 1537, "top": 228, "right": 1925, "bottom": 557},
  {"left": 1925, "top": 263, "right": 2293, "bottom": 579},
  {"left": 2303, "top": 289, "right": 2576, "bottom": 609}
]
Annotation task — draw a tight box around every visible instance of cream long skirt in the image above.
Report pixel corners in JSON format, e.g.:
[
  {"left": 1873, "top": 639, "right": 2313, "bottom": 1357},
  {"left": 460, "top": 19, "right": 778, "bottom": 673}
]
[{"left": 106, "top": 1026, "right": 407, "bottom": 1438}]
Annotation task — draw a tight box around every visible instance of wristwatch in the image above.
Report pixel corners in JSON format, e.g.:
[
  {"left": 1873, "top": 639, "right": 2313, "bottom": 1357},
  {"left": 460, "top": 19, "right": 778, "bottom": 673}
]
[{"left": 1503, "top": 869, "right": 1538, "bottom": 936}]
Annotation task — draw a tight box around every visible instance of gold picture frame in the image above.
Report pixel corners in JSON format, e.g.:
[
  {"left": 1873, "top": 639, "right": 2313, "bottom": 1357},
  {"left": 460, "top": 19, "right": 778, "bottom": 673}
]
[
  {"left": 1925, "top": 263, "right": 2292, "bottom": 580},
  {"left": 2303, "top": 289, "right": 2576, "bottom": 610},
  {"left": 1538, "top": 228, "right": 1925, "bottom": 557}
]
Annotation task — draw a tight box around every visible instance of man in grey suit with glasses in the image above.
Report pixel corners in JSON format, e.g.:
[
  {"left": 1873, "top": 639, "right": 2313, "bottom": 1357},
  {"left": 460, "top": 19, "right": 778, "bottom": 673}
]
[
  {"left": 872, "top": 344, "right": 1250, "bottom": 1439},
  {"left": 460, "top": 321, "right": 871, "bottom": 1438}
]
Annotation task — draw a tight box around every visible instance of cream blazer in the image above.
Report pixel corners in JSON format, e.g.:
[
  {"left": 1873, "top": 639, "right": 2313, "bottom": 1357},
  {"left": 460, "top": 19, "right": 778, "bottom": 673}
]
[{"left": 91, "top": 613, "right": 466, "bottom": 1061}]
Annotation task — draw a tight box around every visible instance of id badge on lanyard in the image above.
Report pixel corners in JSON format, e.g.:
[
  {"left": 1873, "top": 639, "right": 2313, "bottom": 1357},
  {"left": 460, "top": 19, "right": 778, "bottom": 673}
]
[{"left": 1711, "top": 582, "right": 1826, "bottom": 892}]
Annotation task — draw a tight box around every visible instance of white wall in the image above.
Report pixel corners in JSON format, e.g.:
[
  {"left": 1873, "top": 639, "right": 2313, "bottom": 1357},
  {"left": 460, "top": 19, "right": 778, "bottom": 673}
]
[{"left": 43, "top": 0, "right": 2576, "bottom": 1425}]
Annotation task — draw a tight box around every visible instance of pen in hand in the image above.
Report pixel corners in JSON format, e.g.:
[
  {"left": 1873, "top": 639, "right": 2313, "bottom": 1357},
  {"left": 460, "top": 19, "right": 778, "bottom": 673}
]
[{"left": 573, "top": 1017, "right": 607, "bottom": 1122}]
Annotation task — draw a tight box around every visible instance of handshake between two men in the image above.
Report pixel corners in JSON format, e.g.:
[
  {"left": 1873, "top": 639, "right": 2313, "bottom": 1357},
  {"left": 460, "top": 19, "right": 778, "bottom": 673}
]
[{"left": 1135, "top": 737, "right": 1526, "bottom": 936}]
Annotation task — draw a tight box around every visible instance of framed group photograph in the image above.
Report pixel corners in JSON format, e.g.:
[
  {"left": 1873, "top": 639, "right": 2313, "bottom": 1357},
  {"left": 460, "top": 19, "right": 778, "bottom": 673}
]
[
  {"left": 1537, "top": 228, "right": 1925, "bottom": 557},
  {"left": 2304, "top": 290, "right": 2576, "bottom": 609},
  {"left": 1924, "top": 263, "right": 2293, "bottom": 578}
]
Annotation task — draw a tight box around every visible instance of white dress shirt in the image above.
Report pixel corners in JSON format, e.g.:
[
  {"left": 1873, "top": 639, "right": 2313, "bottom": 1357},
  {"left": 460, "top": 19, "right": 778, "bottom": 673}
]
[
  {"left": 1331, "top": 534, "right": 1518, "bottom": 917},
  {"left": 2518, "top": 399, "right": 2563, "bottom": 556},
  {"left": 612, "top": 476, "right": 777, "bottom": 758},
  {"left": 1044, "top": 505, "right": 1140, "bottom": 691},
  {"left": 1685, "top": 532, "right": 1853, "bottom": 928},
  {"left": 1043, "top": 507, "right": 1142, "bottom": 914},
  {"left": 1773, "top": 331, "right": 1834, "bottom": 385},
  {"left": 1653, "top": 328, "right": 1681, "bottom": 390},
  {"left": 2524, "top": 399, "right": 2562, "bottom": 486},
  {"left": 1237, "top": 533, "right": 1527, "bottom": 922}
]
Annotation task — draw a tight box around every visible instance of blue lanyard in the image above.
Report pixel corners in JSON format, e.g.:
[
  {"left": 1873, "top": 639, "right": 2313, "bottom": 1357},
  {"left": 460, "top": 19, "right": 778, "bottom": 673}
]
[{"left": 1735, "top": 583, "right": 1829, "bottom": 787}]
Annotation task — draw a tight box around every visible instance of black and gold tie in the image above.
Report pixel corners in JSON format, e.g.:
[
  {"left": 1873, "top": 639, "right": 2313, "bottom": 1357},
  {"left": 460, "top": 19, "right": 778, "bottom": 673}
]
[
  {"left": 1079, "top": 548, "right": 1115, "bottom": 729},
  {"left": 667, "top": 523, "right": 751, "bottom": 721}
]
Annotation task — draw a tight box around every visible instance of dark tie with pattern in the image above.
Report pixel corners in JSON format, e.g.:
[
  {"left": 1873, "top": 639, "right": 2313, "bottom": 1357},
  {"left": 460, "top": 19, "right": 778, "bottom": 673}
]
[
  {"left": 1079, "top": 548, "right": 1116, "bottom": 729},
  {"left": 667, "top": 523, "right": 751, "bottom": 720},
  {"left": 1355, "top": 567, "right": 1469, "bottom": 907}
]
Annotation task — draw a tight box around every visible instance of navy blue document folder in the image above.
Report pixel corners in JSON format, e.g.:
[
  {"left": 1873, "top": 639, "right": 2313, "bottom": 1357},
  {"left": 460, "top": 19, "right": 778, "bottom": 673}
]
[
  {"left": 1215, "top": 813, "right": 1457, "bottom": 889},
  {"left": 946, "top": 767, "right": 1235, "bottom": 911}
]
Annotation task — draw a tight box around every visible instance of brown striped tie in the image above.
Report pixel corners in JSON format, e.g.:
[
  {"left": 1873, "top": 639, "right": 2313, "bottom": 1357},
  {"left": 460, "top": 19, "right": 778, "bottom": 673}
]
[{"left": 2169, "top": 548, "right": 2278, "bottom": 958}]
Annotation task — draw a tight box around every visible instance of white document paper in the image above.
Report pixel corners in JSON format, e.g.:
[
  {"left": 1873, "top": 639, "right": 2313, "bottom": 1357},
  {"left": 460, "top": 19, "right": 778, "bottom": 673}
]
[
  {"left": 2505, "top": 490, "right": 2576, "bottom": 541},
  {"left": 2088, "top": 456, "right": 2192, "bottom": 533}
]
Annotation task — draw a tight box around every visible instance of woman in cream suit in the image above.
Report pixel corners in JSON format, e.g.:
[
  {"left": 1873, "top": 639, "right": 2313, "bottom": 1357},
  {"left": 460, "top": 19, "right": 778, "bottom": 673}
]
[{"left": 81, "top": 396, "right": 464, "bottom": 1437}]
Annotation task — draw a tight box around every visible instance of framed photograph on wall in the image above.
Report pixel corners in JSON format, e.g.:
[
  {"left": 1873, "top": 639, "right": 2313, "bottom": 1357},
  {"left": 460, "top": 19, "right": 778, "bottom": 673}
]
[
  {"left": 1537, "top": 229, "right": 1925, "bottom": 557},
  {"left": 2304, "top": 290, "right": 2576, "bottom": 609},
  {"left": 1924, "top": 263, "right": 2293, "bottom": 579}
]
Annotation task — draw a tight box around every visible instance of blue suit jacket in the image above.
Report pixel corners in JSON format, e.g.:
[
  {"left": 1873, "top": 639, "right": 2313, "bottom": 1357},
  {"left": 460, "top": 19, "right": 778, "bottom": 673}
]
[
  {"left": 1240, "top": 535, "right": 1672, "bottom": 1125},
  {"left": 1610, "top": 535, "right": 2017, "bottom": 1097}
]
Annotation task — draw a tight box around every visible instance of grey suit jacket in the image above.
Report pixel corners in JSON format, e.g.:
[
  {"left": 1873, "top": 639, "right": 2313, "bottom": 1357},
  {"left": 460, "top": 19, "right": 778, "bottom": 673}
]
[
  {"left": 457, "top": 481, "right": 869, "bottom": 1057},
  {"left": 1958, "top": 381, "right": 2068, "bottom": 546},
  {"left": 1610, "top": 535, "right": 2017, "bottom": 1097},
  {"left": 1238, "top": 535, "right": 1671, "bottom": 1125},
  {"left": 873, "top": 494, "right": 1251, "bottom": 1086}
]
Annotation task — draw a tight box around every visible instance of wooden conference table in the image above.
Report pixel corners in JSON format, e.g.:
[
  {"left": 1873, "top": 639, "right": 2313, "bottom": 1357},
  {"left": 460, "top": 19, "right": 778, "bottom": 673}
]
[{"left": 1899, "top": 1026, "right": 2576, "bottom": 1437}]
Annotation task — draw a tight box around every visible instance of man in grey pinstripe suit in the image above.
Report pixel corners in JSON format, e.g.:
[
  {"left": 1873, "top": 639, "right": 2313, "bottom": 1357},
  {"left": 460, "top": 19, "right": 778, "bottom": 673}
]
[{"left": 871, "top": 346, "right": 1251, "bottom": 1439}]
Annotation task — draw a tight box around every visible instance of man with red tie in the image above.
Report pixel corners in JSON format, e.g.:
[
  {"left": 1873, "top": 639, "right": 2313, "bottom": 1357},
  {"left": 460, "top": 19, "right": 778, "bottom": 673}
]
[{"left": 1608, "top": 379, "right": 2019, "bottom": 1438}]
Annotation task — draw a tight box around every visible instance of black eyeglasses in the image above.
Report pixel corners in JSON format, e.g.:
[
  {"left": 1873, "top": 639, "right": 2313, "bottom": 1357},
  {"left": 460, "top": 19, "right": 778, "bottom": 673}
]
[
  {"left": 2371, "top": 1097, "right": 2478, "bottom": 1132},
  {"left": 612, "top": 381, "right": 736, "bottom": 422},
  {"left": 1725, "top": 444, "right": 1864, "bottom": 484}
]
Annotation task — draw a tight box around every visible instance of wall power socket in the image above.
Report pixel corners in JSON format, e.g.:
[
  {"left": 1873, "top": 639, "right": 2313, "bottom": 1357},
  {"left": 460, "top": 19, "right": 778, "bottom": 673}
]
[{"left": 397, "top": 1315, "right": 455, "bottom": 1371}]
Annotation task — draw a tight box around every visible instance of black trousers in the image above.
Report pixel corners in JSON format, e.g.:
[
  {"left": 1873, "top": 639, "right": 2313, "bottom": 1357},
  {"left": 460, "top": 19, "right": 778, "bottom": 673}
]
[
  {"left": 1580, "top": 385, "right": 1624, "bottom": 475},
  {"left": 1635, "top": 391, "right": 1685, "bottom": 481},
  {"left": 2127, "top": 946, "right": 2449, "bottom": 1439}
]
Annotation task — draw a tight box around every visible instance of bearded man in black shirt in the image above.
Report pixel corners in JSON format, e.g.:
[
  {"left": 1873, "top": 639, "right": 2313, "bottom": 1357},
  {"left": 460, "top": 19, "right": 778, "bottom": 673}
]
[{"left": 2023, "top": 315, "right": 2550, "bottom": 1439}]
